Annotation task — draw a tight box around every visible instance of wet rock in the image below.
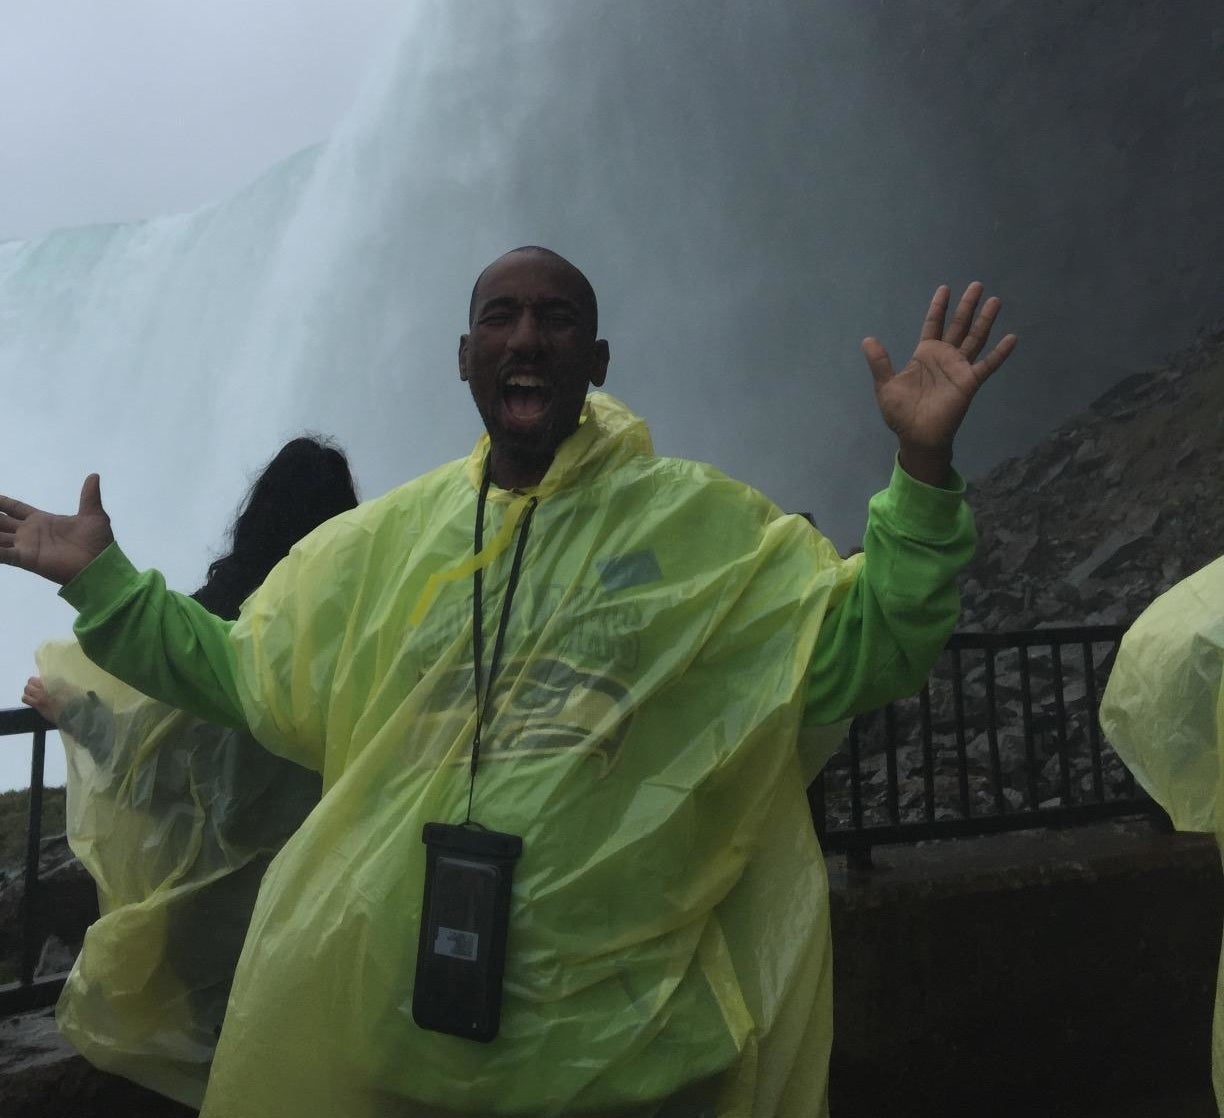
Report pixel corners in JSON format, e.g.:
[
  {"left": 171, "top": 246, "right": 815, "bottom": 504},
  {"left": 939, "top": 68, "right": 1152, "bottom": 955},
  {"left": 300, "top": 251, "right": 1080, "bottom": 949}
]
[
  {"left": 0, "top": 1008, "right": 72, "bottom": 1078},
  {"left": 1173, "top": 445, "right": 1199, "bottom": 470},
  {"left": 1072, "top": 439, "right": 1105, "bottom": 468},
  {"left": 959, "top": 325, "right": 1224, "bottom": 632},
  {"left": 0, "top": 834, "right": 96, "bottom": 980},
  {"left": 34, "top": 935, "right": 75, "bottom": 979},
  {"left": 1067, "top": 529, "right": 1149, "bottom": 584}
]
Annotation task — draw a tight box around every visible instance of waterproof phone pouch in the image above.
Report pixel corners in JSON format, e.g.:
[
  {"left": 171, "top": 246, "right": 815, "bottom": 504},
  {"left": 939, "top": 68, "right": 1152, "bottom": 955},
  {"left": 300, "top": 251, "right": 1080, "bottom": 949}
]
[{"left": 412, "top": 822, "right": 522, "bottom": 1042}]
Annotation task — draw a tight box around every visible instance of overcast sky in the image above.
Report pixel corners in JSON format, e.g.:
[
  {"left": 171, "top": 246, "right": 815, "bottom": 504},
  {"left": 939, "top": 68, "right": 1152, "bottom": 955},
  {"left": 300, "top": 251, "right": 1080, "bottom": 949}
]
[{"left": 0, "top": 1, "right": 403, "bottom": 241}]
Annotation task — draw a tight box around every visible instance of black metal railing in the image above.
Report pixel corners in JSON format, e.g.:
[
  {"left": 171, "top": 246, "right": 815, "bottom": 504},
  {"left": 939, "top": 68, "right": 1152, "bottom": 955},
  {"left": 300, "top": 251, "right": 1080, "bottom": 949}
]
[
  {"left": 0, "top": 706, "right": 68, "bottom": 1015},
  {"left": 810, "top": 625, "right": 1164, "bottom": 862}
]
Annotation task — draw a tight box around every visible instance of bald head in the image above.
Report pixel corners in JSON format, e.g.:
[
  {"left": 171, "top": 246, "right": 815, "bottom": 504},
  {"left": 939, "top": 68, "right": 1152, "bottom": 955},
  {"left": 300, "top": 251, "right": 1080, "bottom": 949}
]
[
  {"left": 468, "top": 246, "right": 598, "bottom": 334},
  {"left": 459, "top": 246, "right": 610, "bottom": 490}
]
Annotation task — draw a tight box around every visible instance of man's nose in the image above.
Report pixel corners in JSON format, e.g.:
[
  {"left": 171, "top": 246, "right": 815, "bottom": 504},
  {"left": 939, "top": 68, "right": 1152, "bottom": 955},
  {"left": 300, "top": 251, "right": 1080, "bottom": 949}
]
[{"left": 507, "top": 309, "right": 544, "bottom": 354}]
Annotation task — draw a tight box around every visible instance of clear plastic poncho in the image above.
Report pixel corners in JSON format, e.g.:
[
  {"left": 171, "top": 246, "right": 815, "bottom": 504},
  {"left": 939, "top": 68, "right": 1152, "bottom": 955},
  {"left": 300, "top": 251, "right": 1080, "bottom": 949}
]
[{"left": 37, "top": 639, "right": 321, "bottom": 1109}]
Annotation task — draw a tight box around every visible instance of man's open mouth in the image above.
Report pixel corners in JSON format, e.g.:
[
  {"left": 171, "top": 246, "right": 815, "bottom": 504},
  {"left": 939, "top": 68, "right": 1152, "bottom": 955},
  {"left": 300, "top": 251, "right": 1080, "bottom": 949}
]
[{"left": 502, "top": 371, "right": 554, "bottom": 424}]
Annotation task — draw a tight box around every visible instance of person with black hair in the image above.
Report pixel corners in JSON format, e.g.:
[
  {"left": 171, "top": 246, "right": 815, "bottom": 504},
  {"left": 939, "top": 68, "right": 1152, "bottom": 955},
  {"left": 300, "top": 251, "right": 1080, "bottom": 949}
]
[
  {"left": 189, "top": 435, "right": 359, "bottom": 618},
  {"left": 20, "top": 435, "right": 357, "bottom": 1110}
]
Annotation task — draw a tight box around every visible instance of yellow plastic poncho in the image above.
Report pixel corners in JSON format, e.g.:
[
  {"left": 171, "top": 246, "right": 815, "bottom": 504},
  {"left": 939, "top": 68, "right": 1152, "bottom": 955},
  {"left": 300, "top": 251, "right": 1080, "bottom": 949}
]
[
  {"left": 1099, "top": 554, "right": 1224, "bottom": 1108},
  {"left": 36, "top": 640, "right": 320, "bottom": 1109},
  {"left": 66, "top": 393, "right": 972, "bottom": 1116}
]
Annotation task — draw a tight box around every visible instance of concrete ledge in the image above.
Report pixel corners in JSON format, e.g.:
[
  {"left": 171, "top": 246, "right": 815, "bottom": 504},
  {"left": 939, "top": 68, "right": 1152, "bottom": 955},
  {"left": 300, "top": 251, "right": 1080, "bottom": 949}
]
[
  {"left": 0, "top": 1009, "right": 196, "bottom": 1118},
  {"left": 828, "top": 819, "right": 1223, "bottom": 1116},
  {"left": 3, "top": 819, "right": 1219, "bottom": 1115}
]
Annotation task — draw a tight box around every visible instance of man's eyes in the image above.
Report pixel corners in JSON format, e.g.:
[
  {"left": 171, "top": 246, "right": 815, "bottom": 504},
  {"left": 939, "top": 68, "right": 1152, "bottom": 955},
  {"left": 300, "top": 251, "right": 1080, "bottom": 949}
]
[{"left": 478, "top": 309, "right": 577, "bottom": 327}]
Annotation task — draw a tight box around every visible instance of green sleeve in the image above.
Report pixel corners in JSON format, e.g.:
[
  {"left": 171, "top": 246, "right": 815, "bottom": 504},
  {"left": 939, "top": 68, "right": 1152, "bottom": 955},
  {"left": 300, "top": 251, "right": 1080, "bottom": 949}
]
[
  {"left": 59, "top": 543, "right": 247, "bottom": 729},
  {"left": 802, "top": 459, "right": 974, "bottom": 725}
]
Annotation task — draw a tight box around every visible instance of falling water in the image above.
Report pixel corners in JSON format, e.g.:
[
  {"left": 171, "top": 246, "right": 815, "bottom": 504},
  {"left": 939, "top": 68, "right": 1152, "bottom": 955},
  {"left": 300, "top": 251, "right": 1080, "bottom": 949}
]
[{"left": 4, "top": 0, "right": 1222, "bottom": 788}]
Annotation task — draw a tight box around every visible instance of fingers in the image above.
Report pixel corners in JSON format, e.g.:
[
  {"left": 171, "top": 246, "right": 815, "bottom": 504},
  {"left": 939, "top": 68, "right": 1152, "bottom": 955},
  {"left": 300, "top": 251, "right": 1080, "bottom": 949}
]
[
  {"left": 960, "top": 294, "right": 1001, "bottom": 360},
  {"left": 0, "top": 493, "right": 36, "bottom": 521},
  {"left": 919, "top": 286, "right": 951, "bottom": 342},
  {"left": 22, "top": 677, "right": 54, "bottom": 721},
  {"left": 860, "top": 337, "right": 895, "bottom": 390},
  {"left": 0, "top": 509, "right": 16, "bottom": 556},
  {"left": 972, "top": 333, "right": 1019, "bottom": 383},
  {"left": 943, "top": 282, "right": 985, "bottom": 348},
  {"left": 78, "top": 473, "right": 103, "bottom": 515},
  {"left": 920, "top": 282, "right": 1004, "bottom": 357}
]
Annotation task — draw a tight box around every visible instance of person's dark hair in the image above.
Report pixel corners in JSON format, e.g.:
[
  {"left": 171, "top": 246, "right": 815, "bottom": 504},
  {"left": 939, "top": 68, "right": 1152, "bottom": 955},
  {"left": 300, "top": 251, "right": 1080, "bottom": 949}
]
[
  {"left": 468, "top": 246, "right": 599, "bottom": 333},
  {"left": 191, "top": 436, "right": 358, "bottom": 620}
]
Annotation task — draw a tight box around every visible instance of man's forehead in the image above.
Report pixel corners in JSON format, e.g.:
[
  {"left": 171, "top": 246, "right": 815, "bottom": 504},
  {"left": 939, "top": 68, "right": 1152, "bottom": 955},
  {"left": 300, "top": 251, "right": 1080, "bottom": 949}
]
[{"left": 475, "top": 254, "right": 586, "bottom": 305}]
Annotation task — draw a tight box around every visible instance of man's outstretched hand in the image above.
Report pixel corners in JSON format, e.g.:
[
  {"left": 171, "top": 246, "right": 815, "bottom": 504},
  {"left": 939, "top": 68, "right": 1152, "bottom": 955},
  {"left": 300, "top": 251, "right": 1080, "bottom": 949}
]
[
  {"left": 862, "top": 282, "right": 1017, "bottom": 486},
  {"left": 0, "top": 474, "right": 114, "bottom": 585}
]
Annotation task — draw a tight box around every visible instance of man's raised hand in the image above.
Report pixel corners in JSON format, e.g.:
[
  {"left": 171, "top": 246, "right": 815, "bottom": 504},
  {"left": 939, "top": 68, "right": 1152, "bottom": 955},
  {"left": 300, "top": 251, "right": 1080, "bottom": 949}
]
[
  {"left": 861, "top": 282, "right": 1017, "bottom": 486},
  {"left": 0, "top": 474, "right": 114, "bottom": 585}
]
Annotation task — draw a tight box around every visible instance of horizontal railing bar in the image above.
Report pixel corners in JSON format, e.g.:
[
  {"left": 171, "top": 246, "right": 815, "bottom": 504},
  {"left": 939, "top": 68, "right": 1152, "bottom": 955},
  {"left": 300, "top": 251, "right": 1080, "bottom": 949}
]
[
  {"left": 0, "top": 974, "right": 69, "bottom": 1016},
  {"left": 946, "top": 626, "right": 1126, "bottom": 651},
  {"left": 0, "top": 708, "right": 55, "bottom": 735},
  {"left": 821, "top": 798, "right": 1165, "bottom": 853}
]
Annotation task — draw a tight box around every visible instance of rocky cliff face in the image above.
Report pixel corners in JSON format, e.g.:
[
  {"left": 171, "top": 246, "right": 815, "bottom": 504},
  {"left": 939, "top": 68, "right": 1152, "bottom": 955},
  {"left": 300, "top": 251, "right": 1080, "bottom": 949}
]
[{"left": 960, "top": 324, "right": 1224, "bottom": 630}]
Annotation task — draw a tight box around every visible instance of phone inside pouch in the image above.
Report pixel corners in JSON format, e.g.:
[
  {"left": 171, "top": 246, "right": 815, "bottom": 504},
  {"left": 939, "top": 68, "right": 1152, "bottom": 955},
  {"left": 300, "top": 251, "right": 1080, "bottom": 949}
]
[{"left": 412, "top": 822, "right": 522, "bottom": 1042}]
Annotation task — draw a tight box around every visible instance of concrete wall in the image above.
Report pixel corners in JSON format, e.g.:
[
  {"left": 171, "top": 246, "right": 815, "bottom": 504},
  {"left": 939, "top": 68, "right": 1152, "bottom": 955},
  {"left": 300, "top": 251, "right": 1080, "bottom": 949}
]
[{"left": 828, "top": 820, "right": 1223, "bottom": 1116}]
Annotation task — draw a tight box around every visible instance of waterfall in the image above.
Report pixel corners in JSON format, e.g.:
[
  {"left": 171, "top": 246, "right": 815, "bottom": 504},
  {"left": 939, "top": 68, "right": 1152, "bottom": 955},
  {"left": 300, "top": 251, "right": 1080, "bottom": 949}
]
[{"left": 4, "top": 0, "right": 1222, "bottom": 789}]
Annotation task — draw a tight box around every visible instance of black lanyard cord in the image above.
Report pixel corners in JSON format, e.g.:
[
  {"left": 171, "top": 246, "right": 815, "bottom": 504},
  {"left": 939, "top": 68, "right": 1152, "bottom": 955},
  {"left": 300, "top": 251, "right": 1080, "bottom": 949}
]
[{"left": 467, "top": 465, "right": 538, "bottom": 824}]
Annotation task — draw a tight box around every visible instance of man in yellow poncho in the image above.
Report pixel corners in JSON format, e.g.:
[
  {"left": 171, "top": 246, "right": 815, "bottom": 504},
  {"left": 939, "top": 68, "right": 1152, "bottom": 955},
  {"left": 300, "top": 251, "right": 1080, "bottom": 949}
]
[
  {"left": 0, "top": 247, "right": 1017, "bottom": 1115},
  {"left": 1099, "top": 555, "right": 1224, "bottom": 1109}
]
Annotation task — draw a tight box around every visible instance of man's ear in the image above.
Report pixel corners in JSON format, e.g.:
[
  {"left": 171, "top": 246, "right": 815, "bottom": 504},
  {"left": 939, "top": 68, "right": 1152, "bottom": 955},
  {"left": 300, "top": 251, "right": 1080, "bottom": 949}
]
[
  {"left": 458, "top": 335, "right": 470, "bottom": 382},
  {"left": 590, "top": 339, "right": 610, "bottom": 388}
]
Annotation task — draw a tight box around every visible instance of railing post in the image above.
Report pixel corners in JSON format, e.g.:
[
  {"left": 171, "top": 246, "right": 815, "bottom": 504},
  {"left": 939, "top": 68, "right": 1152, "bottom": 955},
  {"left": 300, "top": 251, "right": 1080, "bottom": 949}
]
[
  {"left": 951, "top": 644, "right": 971, "bottom": 817},
  {"left": 809, "top": 773, "right": 827, "bottom": 845},
  {"left": 1082, "top": 640, "right": 1106, "bottom": 802},
  {"left": 20, "top": 726, "right": 47, "bottom": 986},
  {"left": 848, "top": 722, "right": 863, "bottom": 833},
  {"left": 919, "top": 684, "right": 935, "bottom": 823},
  {"left": 884, "top": 704, "right": 900, "bottom": 825},
  {"left": 984, "top": 647, "right": 1006, "bottom": 814},
  {"left": 1052, "top": 641, "right": 1073, "bottom": 806}
]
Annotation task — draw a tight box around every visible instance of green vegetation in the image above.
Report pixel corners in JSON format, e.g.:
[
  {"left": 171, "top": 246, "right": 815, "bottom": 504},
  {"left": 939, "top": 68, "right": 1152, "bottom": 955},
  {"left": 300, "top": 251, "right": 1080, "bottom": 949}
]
[{"left": 0, "top": 785, "right": 67, "bottom": 872}]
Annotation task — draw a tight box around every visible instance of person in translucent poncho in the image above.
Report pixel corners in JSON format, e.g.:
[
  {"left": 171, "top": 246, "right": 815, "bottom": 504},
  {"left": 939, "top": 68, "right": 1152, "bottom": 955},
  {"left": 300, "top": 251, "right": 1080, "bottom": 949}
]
[
  {"left": 21, "top": 436, "right": 357, "bottom": 1110},
  {"left": 2, "top": 248, "right": 1018, "bottom": 1116},
  {"left": 1099, "top": 555, "right": 1224, "bottom": 1111}
]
